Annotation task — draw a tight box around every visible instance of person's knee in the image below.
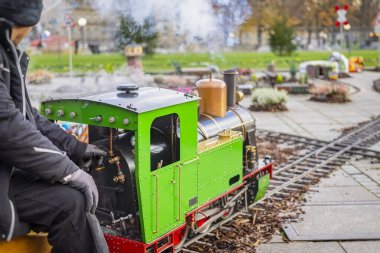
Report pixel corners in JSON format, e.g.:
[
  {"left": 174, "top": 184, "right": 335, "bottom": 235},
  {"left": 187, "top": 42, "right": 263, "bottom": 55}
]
[{"left": 58, "top": 186, "right": 86, "bottom": 215}]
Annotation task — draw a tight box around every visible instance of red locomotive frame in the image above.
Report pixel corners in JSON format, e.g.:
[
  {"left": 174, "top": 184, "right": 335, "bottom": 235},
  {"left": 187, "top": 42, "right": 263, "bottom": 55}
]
[{"left": 105, "top": 164, "right": 273, "bottom": 253}]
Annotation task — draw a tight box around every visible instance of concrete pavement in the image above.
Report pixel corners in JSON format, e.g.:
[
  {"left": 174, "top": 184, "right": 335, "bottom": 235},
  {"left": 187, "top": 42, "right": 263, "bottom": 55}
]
[
  {"left": 241, "top": 71, "right": 380, "bottom": 141},
  {"left": 254, "top": 72, "right": 380, "bottom": 253}
]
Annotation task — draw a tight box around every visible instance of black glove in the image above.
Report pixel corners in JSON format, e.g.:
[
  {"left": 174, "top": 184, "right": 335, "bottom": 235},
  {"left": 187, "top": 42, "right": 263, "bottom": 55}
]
[
  {"left": 62, "top": 169, "right": 99, "bottom": 214},
  {"left": 80, "top": 144, "right": 107, "bottom": 170}
]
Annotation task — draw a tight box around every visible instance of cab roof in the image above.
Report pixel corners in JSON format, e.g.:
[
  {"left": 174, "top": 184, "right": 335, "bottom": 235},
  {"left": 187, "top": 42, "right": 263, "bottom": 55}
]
[{"left": 51, "top": 87, "right": 199, "bottom": 113}]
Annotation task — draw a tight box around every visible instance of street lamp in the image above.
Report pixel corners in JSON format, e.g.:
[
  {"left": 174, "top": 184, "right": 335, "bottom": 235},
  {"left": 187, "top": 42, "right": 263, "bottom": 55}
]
[
  {"left": 343, "top": 23, "right": 351, "bottom": 58},
  {"left": 78, "top": 17, "right": 87, "bottom": 52},
  {"left": 78, "top": 17, "right": 87, "bottom": 27}
]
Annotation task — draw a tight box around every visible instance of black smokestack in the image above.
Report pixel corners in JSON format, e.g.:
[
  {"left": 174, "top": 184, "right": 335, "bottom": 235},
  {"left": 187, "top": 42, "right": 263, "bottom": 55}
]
[{"left": 223, "top": 69, "right": 238, "bottom": 108}]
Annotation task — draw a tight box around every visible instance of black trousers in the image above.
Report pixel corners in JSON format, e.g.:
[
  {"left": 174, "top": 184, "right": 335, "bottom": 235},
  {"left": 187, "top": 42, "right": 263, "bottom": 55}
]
[{"left": 10, "top": 172, "right": 102, "bottom": 253}]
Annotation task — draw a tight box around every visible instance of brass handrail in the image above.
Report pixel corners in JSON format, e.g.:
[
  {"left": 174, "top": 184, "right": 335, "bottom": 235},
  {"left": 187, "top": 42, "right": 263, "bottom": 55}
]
[
  {"left": 176, "top": 164, "right": 182, "bottom": 221},
  {"left": 152, "top": 173, "right": 159, "bottom": 234},
  {"left": 183, "top": 156, "right": 199, "bottom": 165}
]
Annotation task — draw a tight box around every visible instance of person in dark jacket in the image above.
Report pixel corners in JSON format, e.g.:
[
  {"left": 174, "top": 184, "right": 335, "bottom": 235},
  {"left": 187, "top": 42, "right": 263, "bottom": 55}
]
[{"left": 0, "top": 1, "right": 109, "bottom": 252}]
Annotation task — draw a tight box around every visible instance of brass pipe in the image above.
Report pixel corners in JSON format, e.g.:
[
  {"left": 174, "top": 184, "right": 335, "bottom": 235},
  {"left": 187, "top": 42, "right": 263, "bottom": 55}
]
[
  {"left": 227, "top": 119, "right": 255, "bottom": 133},
  {"left": 245, "top": 145, "right": 257, "bottom": 170},
  {"left": 197, "top": 122, "right": 209, "bottom": 140},
  {"left": 109, "top": 128, "right": 114, "bottom": 157},
  {"left": 200, "top": 113, "right": 222, "bottom": 132},
  {"left": 228, "top": 107, "right": 247, "bottom": 137}
]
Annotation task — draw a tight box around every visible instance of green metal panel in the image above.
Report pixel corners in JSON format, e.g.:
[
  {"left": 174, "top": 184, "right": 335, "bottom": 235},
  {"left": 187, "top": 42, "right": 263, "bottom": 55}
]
[
  {"left": 140, "top": 133, "right": 243, "bottom": 243},
  {"left": 150, "top": 164, "right": 178, "bottom": 235},
  {"left": 40, "top": 100, "right": 138, "bottom": 131},
  {"left": 135, "top": 101, "right": 199, "bottom": 243},
  {"left": 197, "top": 138, "right": 243, "bottom": 206},
  {"left": 144, "top": 158, "right": 200, "bottom": 243},
  {"left": 179, "top": 158, "right": 199, "bottom": 213},
  {"left": 255, "top": 173, "right": 270, "bottom": 202}
]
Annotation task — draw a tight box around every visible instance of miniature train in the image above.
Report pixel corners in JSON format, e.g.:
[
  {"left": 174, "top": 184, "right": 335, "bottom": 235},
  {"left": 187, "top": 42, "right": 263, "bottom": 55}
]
[{"left": 1, "top": 70, "right": 272, "bottom": 253}]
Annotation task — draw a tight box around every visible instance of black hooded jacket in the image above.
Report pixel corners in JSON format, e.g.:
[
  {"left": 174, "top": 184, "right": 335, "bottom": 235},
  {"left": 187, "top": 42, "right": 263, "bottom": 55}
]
[{"left": 0, "top": 18, "right": 87, "bottom": 241}]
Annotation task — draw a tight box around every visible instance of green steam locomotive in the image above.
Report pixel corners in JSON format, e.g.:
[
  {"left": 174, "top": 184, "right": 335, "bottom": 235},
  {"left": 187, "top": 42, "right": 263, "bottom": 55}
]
[{"left": 40, "top": 70, "right": 272, "bottom": 253}]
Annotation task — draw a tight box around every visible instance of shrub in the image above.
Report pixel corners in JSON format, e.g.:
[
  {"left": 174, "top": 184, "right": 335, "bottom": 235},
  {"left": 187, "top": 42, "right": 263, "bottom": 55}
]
[
  {"left": 276, "top": 74, "right": 284, "bottom": 84},
  {"left": 309, "top": 83, "right": 350, "bottom": 103},
  {"left": 251, "top": 88, "right": 288, "bottom": 111},
  {"left": 26, "top": 69, "right": 53, "bottom": 85},
  {"left": 269, "top": 18, "right": 296, "bottom": 56}
]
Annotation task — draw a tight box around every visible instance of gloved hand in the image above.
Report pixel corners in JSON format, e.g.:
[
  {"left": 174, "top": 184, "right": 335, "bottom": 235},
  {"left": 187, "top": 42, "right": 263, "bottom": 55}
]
[
  {"left": 62, "top": 169, "right": 99, "bottom": 214},
  {"left": 80, "top": 144, "right": 107, "bottom": 170}
]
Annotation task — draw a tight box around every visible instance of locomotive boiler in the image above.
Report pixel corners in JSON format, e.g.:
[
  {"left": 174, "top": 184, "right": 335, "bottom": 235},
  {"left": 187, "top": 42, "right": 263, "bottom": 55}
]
[{"left": 39, "top": 70, "right": 272, "bottom": 253}]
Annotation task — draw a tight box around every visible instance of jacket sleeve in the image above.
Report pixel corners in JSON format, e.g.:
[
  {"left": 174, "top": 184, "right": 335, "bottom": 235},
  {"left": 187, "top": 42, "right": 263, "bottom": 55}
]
[
  {"left": 0, "top": 77, "right": 78, "bottom": 183},
  {"left": 31, "top": 107, "right": 87, "bottom": 165}
]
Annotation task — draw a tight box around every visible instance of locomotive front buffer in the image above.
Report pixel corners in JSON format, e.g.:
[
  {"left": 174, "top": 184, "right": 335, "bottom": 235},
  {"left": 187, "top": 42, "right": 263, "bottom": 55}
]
[{"left": 41, "top": 72, "right": 272, "bottom": 253}]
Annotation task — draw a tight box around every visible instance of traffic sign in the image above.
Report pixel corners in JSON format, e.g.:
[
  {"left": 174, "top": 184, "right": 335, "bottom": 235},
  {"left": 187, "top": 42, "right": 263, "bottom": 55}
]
[
  {"left": 335, "top": 5, "right": 349, "bottom": 27},
  {"left": 63, "top": 13, "right": 75, "bottom": 28}
]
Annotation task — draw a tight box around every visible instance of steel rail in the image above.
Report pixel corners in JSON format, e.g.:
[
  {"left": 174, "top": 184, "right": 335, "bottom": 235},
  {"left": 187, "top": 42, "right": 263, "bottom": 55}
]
[
  {"left": 180, "top": 118, "right": 380, "bottom": 252},
  {"left": 272, "top": 118, "right": 380, "bottom": 176},
  {"left": 254, "top": 130, "right": 380, "bottom": 207},
  {"left": 257, "top": 128, "right": 380, "bottom": 159}
]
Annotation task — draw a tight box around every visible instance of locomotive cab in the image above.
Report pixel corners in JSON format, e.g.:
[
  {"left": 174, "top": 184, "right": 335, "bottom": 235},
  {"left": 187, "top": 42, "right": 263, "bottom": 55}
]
[{"left": 41, "top": 85, "right": 202, "bottom": 244}]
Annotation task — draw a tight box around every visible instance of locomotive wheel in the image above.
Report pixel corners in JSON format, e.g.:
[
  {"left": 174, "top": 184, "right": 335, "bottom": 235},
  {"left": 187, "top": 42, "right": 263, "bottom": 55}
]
[
  {"left": 195, "top": 216, "right": 211, "bottom": 234},
  {"left": 198, "top": 223, "right": 211, "bottom": 234},
  {"left": 173, "top": 225, "right": 189, "bottom": 252},
  {"left": 221, "top": 205, "right": 235, "bottom": 220}
]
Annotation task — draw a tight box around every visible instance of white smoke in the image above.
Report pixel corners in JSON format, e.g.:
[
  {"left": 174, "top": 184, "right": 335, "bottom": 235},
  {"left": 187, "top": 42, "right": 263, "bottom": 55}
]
[{"left": 91, "top": 0, "right": 252, "bottom": 47}]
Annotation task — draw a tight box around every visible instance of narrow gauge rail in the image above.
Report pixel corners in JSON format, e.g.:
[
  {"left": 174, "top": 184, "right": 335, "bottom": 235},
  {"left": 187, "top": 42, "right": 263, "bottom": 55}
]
[
  {"left": 180, "top": 117, "right": 380, "bottom": 252},
  {"left": 257, "top": 129, "right": 380, "bottom": 160}
]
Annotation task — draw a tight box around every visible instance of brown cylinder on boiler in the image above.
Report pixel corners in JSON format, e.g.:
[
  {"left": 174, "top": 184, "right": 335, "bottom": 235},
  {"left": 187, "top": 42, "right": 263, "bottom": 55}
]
[
  {"left": 196, "top": 74, "right": 227, "bottom": 118},
  {"left": 223, "top": 69, "right": 238, "bottom": 107}
]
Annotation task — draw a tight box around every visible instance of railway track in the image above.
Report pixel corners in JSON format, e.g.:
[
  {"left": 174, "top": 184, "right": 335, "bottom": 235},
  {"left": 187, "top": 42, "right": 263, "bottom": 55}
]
[
  {"left": 257, "top": 129, "right": 380, "bottom": 160},
  {"left": 180, "top": 117, "right": 380, "bottom": 253}
]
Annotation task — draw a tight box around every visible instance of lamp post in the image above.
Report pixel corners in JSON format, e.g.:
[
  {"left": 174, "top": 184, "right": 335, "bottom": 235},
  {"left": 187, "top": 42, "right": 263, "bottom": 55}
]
[
  {"left": 64, "top": 13, "right": 74, "bottom": 79},
  {"left": 343, "top": 23, "right": 351, "bottom": 59},
  {"left": 78, "top": 17, "right": 87, "bottom": 52}
]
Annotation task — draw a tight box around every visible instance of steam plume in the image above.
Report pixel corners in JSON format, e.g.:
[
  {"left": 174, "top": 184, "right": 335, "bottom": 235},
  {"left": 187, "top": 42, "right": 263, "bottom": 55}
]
[{"left": 91, "top": 0, "right": 252, "bottom": 47}]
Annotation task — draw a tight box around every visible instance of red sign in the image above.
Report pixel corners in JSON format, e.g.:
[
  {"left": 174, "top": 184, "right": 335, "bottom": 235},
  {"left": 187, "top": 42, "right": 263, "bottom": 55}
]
[
  {"left": 335, "top": 5, "right": 349, "bottom": 27},
  {"left": 63, "top": 13, "right": 75, "bottom": 28}
]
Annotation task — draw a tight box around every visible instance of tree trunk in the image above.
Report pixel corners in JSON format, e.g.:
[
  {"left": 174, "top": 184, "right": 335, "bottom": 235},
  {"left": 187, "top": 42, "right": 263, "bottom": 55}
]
[
  {"left": 315, "top": 12, "right": 321, "bottom": 48},
  {"left": 257, "top": 24, "right": 263, "bottom": 48}
]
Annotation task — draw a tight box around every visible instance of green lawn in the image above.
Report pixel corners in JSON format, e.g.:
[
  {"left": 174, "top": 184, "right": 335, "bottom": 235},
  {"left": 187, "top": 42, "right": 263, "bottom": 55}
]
[{"left": 29, "top": 50, "right": 378, "bottom": 74}]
